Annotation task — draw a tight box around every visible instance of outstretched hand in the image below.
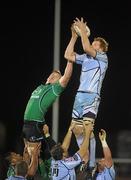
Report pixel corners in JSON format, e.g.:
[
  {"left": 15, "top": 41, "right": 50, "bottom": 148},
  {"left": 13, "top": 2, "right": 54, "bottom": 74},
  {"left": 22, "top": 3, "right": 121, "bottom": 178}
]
[
  {"left": 32, "top": 142, "right": 41, "bottom": 157},
  {"left": 74, "top": 17, "right": 87, "bottom": 32},
  {"left": 83, "top": 121, "right": 94, "bottom": 133},
  {"left": 43, "top": 124, "right": 49, "bottom": 135},
  {"left": 99, "top": 129, "right": 106, "bottom": 141},
  {"left": 69, "top": 121, "right": 76, "bottom": 131},
  {"left": 71, "top": 23, "right": 78, "bottom": 38}
]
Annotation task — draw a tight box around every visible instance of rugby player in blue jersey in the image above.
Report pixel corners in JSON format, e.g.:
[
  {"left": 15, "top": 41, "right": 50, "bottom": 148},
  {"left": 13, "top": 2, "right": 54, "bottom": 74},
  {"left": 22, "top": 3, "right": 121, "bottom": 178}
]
[
  {"left": 95, "top": 129, "right": 115, "bottom": 180},
  {"left": 64, "top": 17, "right": 109, "bottom": 177},
  {"left": 51, "top": 122, "right": 94, "bottom": 180}
]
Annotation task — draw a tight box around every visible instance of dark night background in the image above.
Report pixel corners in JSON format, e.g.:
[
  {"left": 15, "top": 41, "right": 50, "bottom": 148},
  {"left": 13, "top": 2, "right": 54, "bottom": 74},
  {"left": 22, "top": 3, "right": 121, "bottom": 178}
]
[{"left": 0, "top": 0, "right": 131, "bottom": 179}]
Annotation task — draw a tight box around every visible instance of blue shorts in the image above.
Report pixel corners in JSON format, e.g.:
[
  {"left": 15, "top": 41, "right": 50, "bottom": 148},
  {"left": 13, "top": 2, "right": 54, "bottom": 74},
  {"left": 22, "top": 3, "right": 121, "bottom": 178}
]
[{"left": 72, "top": 92, "right": 100, "bottom": 119}]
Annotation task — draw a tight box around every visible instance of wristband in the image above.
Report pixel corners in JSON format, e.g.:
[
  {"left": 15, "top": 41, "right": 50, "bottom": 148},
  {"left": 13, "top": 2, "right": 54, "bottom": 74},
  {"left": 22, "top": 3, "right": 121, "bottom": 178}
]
[
  {"left": 101, "top": 140, "right": 108, "bottom": 147},
  {"left": 45, "top": 133, "right": 50, "bottom": 138}
]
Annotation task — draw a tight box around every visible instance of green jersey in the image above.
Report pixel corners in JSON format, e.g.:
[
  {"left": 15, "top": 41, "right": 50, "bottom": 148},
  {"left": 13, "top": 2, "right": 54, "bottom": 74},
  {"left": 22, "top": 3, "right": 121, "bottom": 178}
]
[
  {"left": 24, "top": 81, "right": 64, "bottom": 122},
  {"left": 7, "top": 165, "right": 15, "bottom": 177},
  {"left": 38, "top": 159, "right": 51, "bottom": 180}
]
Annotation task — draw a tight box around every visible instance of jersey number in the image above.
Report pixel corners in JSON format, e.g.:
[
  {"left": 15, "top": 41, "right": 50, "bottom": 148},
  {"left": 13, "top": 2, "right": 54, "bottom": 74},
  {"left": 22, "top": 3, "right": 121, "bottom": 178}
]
[{"left": 52, "top": 166, "right": 59, "bottom": 177}]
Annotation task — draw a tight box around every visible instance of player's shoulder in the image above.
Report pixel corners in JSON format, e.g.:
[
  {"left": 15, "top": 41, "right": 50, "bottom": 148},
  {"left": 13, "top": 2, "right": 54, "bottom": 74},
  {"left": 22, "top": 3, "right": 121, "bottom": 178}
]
[
  {"left": 85, "top": 54, "right": 92, "bottom": 59},
  {"left": 95, "top": 51, "right": 108, "bottom": 62}
]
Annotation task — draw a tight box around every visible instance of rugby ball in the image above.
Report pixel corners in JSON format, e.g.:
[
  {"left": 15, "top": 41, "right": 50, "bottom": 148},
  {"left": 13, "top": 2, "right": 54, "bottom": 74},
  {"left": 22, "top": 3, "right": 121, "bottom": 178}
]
[{"left": 73, "top": 24, "right": 90, "bottom": 37}]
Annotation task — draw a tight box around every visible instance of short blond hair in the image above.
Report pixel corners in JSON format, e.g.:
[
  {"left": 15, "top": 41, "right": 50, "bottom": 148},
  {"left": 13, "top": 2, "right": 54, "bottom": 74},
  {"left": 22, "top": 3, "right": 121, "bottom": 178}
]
[{"left": 94, "top": 37, "right": 109, "bottom": 52}]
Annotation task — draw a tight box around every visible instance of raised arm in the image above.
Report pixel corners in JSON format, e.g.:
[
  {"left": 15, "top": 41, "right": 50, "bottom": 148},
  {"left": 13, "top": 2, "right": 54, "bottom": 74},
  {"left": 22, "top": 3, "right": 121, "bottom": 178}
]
[
  {"left": 77, "top": 122, "right": 93, "bottom": 160},
  {"left": 43, "top": 124, "right": 56, "bottom": 149},
  {"left": 59, "top": 61, "right": 73, "bottom": 87},
  {"left": 61, "top": 122, "right": 76, "bottom": 153},
  {"left": 64, "top": 25, "right": 78, "bottom": 62},
  {"left": 74, "top": 17, "right": 96, "bottom": 58},
  {"left": 99, "top": 129, "right": 113, "bottom": 168},
  {"left": 27, "top": 142, "right": 41, "bottom": 177}
]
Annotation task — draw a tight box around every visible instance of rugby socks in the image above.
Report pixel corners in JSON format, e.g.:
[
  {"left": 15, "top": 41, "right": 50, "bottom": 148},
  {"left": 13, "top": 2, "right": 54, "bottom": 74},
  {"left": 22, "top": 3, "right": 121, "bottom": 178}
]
[
  {"left": 89, "top": 136, "right": 96, "bottom": 167},
  {"left": 76, "top": 135, "right": 96, "bottom": 167},
  {"left": 76, "top": 134, "right": 83, "bottom": 147}
]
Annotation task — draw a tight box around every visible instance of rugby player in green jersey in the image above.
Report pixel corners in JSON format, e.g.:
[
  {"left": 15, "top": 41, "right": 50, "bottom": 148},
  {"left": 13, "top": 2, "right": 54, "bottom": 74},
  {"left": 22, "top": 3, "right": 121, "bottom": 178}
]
[{"left": 22, "top": 61, "right": 73, "bottom": 142}]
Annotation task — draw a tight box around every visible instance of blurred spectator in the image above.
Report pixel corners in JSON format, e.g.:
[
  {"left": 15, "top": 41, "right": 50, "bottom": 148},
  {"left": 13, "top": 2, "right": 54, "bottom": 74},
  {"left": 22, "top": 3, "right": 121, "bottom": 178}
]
[{"left": 116, "top": 130, "right": 131, "bottom": 177}]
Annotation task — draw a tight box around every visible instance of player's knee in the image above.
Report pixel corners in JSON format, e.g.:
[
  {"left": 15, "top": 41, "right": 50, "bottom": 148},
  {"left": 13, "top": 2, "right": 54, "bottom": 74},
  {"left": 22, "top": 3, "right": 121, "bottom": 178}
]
[
  {"left": 72, "top": 119, "right": 84, "bottom": 137},
  {"left": 83, "top": 117, "right": 95, "bottom": 124},
  {"left": 72, "top": 118, "right": 83, "bottom": 125}
]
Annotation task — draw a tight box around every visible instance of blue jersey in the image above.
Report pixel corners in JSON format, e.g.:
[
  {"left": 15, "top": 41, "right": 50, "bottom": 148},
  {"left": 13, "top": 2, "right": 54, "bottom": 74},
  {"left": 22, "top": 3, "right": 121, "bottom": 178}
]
[
  {"left": 51, "top": 153, "right": 82, "bottom": 180},
  {"left": 75, "top": 52, "right": 108, "bottom": 95},
  {"left": 6, "top": 176, "right": 27, "bottom": 180},
  {"left": 96, "top": 166, "right": 115, "bottom": 180}
]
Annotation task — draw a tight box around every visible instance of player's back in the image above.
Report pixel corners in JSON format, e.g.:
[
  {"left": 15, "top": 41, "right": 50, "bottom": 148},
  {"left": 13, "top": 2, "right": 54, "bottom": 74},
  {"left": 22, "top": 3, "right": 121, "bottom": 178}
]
[
  {"left": 51, "top": 160, "right": 76, "bottom": 180},
  {"left": 51, "top": 153, "right": 82, "bottom": 180}
]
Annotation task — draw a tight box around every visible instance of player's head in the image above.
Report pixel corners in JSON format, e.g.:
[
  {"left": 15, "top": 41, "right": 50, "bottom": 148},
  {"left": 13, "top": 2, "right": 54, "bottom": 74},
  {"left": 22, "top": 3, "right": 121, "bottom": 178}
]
[
  {"left": 51, "top": 143, "right": 64, "bottom": 160},
  {"left": 92, "top": 37, "right": 108, "bottom": 52},
  {"left": 15, "top": 160, "right": 28, "bottom": 177},
  {"left": 97, "top": 158, "right": 106, "bottom": 171},
  {"left": 46, "top": 70, "right": 62, "bottom": 84}
]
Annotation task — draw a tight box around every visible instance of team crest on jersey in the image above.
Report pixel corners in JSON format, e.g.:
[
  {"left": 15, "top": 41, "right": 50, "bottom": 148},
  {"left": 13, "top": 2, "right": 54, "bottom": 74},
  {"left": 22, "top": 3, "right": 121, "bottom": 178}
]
[
  {"left": 31, "top": 88, "right": 42, "bottom": 98},
  {"left": 32, "top": 88, "right": 42, "bottom": 95},
  {"left": 73, "top": 154, "right": 79, "bottom": 161}
]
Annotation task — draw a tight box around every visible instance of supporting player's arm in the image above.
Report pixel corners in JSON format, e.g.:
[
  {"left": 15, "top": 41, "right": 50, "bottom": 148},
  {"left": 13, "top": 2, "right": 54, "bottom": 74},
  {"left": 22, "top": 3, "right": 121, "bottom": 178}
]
[
  {"left": 62, "top": 122, "right": 76, "bottom": 154},
  {"left": 74, "top": 17, "right": 96, "bottom": 58},
  {"left": 43, "top": 124, "right": 56, "bottom": 149},
  {"left": 64, "top": 25, "right": 78, "bottom": 62},
  {"left": 99, "top": 129, "right": 113, "bottom": 168},
  {"left": 27, "top": 143, "right": 41, "bottom": 177},
  {"left": 77, "top": 122, "right": 93, "bottom": 160}
]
